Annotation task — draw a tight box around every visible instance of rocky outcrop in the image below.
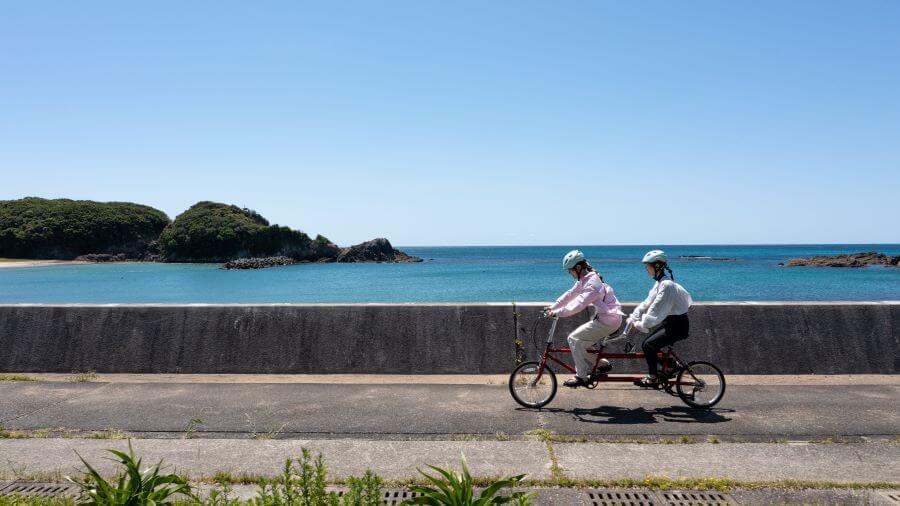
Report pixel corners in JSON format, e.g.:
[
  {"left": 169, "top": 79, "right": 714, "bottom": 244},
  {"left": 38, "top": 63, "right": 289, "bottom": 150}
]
[
  {"left": 72, "top": 240, "right": 162, "bottom": 263},
  {"left": 222, "top": 256, "right": 297, "bottom": 270},
  {"left": 787, "top": 252, "right": 900, "bottom": 268},
  {"left": 74, "top": 253, "right": 128, "bottom": 262},
  {"left": 221, "top": 239, "right": 421, "bottom": 269},
  {"left": 336, "top": 238, "right": 423, "bottom": 263}
]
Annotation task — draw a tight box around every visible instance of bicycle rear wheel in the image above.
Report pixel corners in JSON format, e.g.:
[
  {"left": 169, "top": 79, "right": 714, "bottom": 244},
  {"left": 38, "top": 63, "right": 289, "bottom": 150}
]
[
  {"left": 508, "top": 361, "right": 557, "bottom": 409},
  {"left": 676, "top": 361, "right": 725, "bottom": 409}
]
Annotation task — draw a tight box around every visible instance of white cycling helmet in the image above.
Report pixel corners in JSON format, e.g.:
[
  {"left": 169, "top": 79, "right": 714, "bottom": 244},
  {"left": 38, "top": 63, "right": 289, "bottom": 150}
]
[
  {"left": 642, "top": 250, "right": 668, "bottom": 264},
  {"left": 562, "top": 250, "right": 585, "bottom": 270}
]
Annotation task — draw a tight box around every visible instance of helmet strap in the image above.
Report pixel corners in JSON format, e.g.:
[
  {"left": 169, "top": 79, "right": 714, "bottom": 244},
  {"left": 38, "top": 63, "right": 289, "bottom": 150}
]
[{"left": 653, "top": 263, "right": 667, "bottom": 281}]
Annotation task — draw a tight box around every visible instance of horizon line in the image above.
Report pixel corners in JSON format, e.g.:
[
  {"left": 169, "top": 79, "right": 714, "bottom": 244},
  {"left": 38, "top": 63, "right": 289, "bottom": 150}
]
[{"left": 394, "top": 242, "right": 900, "bottom": 248}]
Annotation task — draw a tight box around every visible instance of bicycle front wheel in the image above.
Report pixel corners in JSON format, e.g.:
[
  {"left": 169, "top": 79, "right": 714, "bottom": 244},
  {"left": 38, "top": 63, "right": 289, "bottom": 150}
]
[
  {"left": 508, "top": 361, "right": 557, "bottom": 409},
  {"left": 676, "top": 361, "right": 726, "bottom": 409}
]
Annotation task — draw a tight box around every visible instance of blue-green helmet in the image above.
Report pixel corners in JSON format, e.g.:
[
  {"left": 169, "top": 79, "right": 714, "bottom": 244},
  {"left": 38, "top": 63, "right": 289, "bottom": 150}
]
[
  {"left": 562, "top": 250, "right": 585, "bottom": 270},
  {"left": 642, "top": 250, "right": 668, "bottom": 264}
]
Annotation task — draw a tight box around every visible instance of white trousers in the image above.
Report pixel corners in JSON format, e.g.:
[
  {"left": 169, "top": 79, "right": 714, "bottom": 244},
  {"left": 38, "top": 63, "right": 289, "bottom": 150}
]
[{"left": 567, "top": 317, "right": 622, "bottom": 379}]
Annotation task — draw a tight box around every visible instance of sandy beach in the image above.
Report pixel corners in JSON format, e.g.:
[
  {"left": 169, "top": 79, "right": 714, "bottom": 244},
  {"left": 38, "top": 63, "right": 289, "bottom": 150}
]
[{"left": 0, "top": 259, "right": 89, "bottom": 269}]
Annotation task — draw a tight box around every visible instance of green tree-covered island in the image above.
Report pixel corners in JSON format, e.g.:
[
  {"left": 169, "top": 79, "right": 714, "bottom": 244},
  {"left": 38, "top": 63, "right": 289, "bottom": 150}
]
[{"left": 0, "top": 198, "right": 421, "bottom": 268}]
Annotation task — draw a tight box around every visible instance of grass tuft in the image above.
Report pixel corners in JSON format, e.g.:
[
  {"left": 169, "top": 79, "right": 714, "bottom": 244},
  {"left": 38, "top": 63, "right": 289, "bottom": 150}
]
[
  {"left": 68, "top": 370, "right": 98, "bottom": 383},
  {"left": 524, "top": 428, "right": 555, "bottom": 443},
  {"left": 0, "top": 374, "right": 42, "bottom": 382}
]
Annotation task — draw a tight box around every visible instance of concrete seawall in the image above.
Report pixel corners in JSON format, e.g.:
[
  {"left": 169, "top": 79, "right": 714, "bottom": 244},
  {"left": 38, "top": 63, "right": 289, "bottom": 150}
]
[{"left": 0, "top": 303, "right": 897, "bottom": 374}]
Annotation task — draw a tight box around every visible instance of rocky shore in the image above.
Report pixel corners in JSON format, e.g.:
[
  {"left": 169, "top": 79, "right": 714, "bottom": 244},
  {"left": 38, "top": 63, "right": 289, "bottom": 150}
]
[
  {"left": 222, "top": 239, "right": 423, "bottom": 270},
  {"left": 785, "top": 251, "right": 900, "bottom": 268},
  {"left": 222, "top": 256, "right": 298, "bottom": 270},
  {"left": 679, "top": 255, "right": 736, "bottom": 261},
  {"left": 335, "top": 238, "right": 423, "bottom": 263}
]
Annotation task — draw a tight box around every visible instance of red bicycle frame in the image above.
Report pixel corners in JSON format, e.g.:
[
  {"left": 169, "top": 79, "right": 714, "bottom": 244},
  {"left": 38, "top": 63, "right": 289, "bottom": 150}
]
[{"left": 535, "top": 316, "right": 679, "bottom": 383}]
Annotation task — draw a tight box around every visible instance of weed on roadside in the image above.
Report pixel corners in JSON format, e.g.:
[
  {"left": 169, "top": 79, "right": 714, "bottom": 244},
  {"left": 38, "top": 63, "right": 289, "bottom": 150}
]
[
  {"left": 185, "top": 418, "right": 204, "bottom": 439},
  {"left": 0, "top": 496, "right": 74, "bottom": 506},
  {"left": 252, "top": 449, "right": 383, "bottom": 505},
  {"left": 0, "top": 374, "right": 42, "bottom": 382},
  {"left": 0, "top": 426, "right": 52, "bottom": 439},
  {"left": 448, "top": 434, "right": 479, "bottom": 441},
  {"left": 66, "top": 440, "right": 196, "bottom": 503},
  {"left": 68, "top": 371, "right": 98, "bottom": 383},
  {"left": 80, "top": 429, "right": 128, "bottom": 440},
  {"left": 523, "top": 429, "right": 554, "bottom": 442},
  {"left": 407, "top": 454, "right": 533, "bottom": 505},
  {"left": 244, "top": 411, "right": 287, "bottom": 440}
]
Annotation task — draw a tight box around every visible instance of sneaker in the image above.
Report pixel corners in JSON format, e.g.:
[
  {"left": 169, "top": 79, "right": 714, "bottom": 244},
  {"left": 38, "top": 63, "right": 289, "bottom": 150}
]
[
  {"left": 633, "top": 376, "right": 659, "bottom": 388},
  {"left": 594, "top": 360, "right": 613, "bottom": 375},
  {"left": 564, "top": 376, "right": 590, "bottom": 388},
  {"left": 589, "top": 363, "right": 612, "bottom": 382}
]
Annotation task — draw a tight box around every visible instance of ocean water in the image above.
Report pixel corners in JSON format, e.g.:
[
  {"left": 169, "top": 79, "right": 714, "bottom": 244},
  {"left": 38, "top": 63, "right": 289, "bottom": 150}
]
[{"left": 1, "top": 245, "right": 898, "bottom": 303}]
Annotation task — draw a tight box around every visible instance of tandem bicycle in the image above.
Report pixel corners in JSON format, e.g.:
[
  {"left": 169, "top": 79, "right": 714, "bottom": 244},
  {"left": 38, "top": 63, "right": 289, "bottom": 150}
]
[{"left": 508, "top": 312, "right": 726, "bottom": 409}]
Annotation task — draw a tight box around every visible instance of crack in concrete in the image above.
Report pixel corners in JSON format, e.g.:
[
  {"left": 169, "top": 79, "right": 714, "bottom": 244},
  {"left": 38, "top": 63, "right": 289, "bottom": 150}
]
[{"left": 0, "top": 383, "right": 110, "bottom": 425}]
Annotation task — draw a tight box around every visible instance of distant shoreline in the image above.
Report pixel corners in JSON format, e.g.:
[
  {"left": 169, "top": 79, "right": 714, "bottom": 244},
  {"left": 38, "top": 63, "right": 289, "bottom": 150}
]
[{"left": 0, "top": 259, "right": 90, "bottom": 269}]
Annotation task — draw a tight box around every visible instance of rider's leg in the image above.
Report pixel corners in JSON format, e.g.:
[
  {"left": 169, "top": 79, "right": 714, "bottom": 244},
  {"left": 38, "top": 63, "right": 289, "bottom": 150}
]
[
  {"left": 567, "top": 319, "right": 618, "bottom": 379},
  {"left": 640, "top": 326, "right": 678, "bottom": 378},
  {"left": 639, "top": 315, "right": 689, "bottom": 380}
]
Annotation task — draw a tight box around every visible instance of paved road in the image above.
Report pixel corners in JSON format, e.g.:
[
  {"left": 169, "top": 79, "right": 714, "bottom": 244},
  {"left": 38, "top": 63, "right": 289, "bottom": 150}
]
[{"left": 2, "top": 381, "right": 898, "bottom": 438}]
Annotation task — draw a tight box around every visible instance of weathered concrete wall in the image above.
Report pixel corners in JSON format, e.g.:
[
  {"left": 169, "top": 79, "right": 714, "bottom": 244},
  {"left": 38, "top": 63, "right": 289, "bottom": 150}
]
[
  {"left": 0, "top": 303, "right": 897, "bottom": 374},
  {"left": 515, "top": 302, "right": 899, "bottom": 375}
]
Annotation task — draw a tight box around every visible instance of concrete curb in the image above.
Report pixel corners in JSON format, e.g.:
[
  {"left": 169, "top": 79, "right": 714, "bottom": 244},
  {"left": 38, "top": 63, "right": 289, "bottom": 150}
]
[{"left": 1, "top": 439, "right": 898, "bottom": 484}]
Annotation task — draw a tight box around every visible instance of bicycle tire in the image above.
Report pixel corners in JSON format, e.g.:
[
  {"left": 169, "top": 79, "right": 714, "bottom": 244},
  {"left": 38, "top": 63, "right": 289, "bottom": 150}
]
[
  {"left": 508, "top": 361, "right": 557, "bottom": 409},
  {"left": 676, "top": 361, "right": 726, "bottom": 409}
]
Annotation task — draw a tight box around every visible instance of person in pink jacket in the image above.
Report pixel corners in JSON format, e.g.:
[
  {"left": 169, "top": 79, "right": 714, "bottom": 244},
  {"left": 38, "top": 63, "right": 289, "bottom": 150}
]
[{"left": 545, "top": 250, "right": 624, "bottom": 388}]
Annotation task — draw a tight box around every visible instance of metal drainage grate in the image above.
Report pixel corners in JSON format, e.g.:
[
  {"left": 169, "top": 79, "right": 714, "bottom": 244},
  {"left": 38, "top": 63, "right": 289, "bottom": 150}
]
[
  {"left": 382, "top": 489, "right": 423, "bottom": 505},
  {"left": 0, "top": 481, "right": 81, "bottom": 498},
  {"left": 877, "top": 492, "right": 900, "bottom": 505},
  {"left": 330, "top": 487, "right": 422, "bottom": 505},
  {"left": 659, "top": 490, "right": 735, "bottom": 506},
  {"left": 587, "top": 489, "right": 657, "bottom": 506}
]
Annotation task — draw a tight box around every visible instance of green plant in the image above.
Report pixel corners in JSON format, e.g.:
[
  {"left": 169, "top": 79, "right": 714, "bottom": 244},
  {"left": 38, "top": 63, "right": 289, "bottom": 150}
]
[
  {"left": 252, "top": 449, "right": 334, "bottom": 505},
  {"left": 66, "top": 440, "right": 196, "bottom": 505},
  {"left": 205, "top": 479, "right": 243, "bottom": 506},
  {"left": 0, "top": 374, "right": 41, "bottom": 382},
  {"left": 69, "top": 371, "right": 98, "bottom": 383},
  {"left": 402, "top": 454, "right": 532, "bottom": 505},
  {"left": 341, "top": 471, "right": 384, "bottom": 506},
  {"left": 523, "top": 429, "right": 553, "bottom": 442},
  {"left": 184, "top": 418, "right": 204, "bottom": 439},
  {"left": 0, "top": 496, "right": 75, "bottom": 506}
]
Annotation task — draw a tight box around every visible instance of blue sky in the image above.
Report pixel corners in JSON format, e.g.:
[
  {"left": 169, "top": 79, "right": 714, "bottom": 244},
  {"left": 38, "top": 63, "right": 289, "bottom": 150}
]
[{"left": 1, "top": 1, "right": 898, "bottom": 246}]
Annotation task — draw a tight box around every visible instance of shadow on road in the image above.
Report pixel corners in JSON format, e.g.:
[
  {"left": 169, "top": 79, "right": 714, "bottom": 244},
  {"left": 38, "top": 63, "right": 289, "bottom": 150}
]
[{"left": 521, "top": 405, "right": 734, "bottom": 425}]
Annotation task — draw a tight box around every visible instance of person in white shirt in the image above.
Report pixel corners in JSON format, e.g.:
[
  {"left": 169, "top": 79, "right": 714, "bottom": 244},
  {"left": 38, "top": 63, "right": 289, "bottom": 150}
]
[
  {"left": 546, "top": 250, "right": 625, "bottom": 388},
  {"left": 626, "top": 249, "right": 693, "bottom": 387}
]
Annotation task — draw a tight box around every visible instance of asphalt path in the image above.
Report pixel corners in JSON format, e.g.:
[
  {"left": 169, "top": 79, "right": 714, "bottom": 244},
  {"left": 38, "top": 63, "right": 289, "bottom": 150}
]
[{"left": 1, "top": 382, "right": 898, "bottom": 438}]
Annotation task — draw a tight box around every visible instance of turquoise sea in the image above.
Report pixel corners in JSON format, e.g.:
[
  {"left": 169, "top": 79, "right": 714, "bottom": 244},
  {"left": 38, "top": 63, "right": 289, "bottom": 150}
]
[{"left": 1, "top": 245, "right": 898, "bottom": 303}]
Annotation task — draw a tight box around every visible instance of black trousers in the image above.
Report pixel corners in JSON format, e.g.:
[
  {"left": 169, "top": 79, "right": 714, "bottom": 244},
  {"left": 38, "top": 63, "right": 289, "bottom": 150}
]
[{"left": 641, "top": 313, "right": 690, "bottom": 375}]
